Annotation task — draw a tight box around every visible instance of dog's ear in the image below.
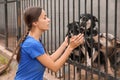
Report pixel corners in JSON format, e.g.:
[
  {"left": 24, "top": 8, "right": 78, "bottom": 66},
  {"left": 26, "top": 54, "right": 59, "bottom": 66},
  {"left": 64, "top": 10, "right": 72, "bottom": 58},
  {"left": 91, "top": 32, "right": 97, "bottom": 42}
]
[
  {"left": 67, "top": 23, "right": 72, "bottom": 28},
  {"left": 80, "top": 14, "right": 84, "bottom": 19},
  {"left": 116, "top": 40, "right": 120, "bottom": 47},
  {"left": 93, "top": 16, "right": 98, "bottom": 22},
  {"left": 66, "top": 23, "right": 72, "bottom": 38},
  {"left": 111, "top": 39, "right": 120, "bottom": 48}
]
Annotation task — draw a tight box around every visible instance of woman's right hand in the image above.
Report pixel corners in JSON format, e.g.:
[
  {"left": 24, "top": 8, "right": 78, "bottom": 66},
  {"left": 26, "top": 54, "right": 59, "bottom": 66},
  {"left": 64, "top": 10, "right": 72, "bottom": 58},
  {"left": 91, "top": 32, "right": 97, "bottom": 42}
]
[{"left": 68, "top": 34, "right": 84, "bottom": 50}]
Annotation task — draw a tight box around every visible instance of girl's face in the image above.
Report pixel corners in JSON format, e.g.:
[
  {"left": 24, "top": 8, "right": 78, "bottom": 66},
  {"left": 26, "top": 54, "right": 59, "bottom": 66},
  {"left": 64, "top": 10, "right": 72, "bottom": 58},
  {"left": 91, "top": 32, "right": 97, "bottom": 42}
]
[{"left": 36, "top": 10, "right": 50, "bottom": 31}]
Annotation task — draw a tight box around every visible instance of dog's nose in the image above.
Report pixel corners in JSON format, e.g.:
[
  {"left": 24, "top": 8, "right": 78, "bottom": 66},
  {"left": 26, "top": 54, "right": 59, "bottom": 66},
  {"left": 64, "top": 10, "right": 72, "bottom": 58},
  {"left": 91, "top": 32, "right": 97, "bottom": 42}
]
[{"left": 99, "top": 33, "right": 103, "bottom": 37}]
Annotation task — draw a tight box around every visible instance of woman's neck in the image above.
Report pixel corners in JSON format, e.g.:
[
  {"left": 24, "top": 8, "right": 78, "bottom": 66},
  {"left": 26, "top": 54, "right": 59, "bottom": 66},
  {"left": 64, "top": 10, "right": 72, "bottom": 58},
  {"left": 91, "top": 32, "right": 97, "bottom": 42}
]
[{"left": 29, "top": 30, "right": 42, "bottom": 41}]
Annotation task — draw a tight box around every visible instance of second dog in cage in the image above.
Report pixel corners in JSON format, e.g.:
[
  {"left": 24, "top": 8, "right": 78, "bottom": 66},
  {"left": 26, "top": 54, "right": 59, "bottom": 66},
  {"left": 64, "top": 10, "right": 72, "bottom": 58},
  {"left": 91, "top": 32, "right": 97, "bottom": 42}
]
[
  {"left": 66, "top": 13, "right": 120, "bottom": 75},
  {"left": 93, "top": 33, "right": 120, "bottom": 71}
]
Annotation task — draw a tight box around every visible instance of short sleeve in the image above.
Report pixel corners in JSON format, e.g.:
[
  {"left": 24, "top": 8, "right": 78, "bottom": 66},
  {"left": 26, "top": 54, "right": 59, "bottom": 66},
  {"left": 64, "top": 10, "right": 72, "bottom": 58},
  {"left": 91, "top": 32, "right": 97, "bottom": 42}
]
[
  {"left": 22, "top": 41, "right": 45, "bottom": 59},
  {"left": 30, "top": 42, "right": 45, "bottom": 58}
]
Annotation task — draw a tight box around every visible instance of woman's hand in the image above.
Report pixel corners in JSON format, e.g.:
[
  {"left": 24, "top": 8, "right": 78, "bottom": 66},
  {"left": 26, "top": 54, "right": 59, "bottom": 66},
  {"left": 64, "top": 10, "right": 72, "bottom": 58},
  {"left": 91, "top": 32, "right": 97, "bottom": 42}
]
[
  {"left": 63, "top": 36, "right": 69, "bottom": 47},
  {"left": 68, "top": 34, "right": 84, "bottom": 50}
]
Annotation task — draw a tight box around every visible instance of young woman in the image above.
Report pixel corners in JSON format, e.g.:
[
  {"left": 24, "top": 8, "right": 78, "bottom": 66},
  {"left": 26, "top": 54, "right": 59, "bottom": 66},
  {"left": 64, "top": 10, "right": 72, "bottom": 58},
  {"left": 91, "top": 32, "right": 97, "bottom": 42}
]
[{"left": 14, "top": 7, "right": 84, "bottom": 80}]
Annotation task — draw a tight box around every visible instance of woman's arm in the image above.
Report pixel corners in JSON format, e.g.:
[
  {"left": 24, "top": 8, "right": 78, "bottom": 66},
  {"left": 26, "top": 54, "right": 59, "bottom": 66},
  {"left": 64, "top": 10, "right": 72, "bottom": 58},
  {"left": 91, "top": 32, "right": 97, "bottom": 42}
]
[
  {"left": 37, "top": 46, "right": 73, "bottom": 72},
  {"left": 50, "top": 37, "right": 68, "bottom": 61},
  {"left": 37, "top": 34, "right": 84, "bottom": 72}
]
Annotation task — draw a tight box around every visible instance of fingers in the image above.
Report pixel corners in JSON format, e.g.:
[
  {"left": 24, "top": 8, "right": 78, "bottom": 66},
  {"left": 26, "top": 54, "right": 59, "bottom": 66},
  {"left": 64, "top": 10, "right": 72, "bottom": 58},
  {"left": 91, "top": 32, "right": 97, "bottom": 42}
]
[
  {"left": 75, "top": 34, "right": 84, "bottom": 41},
  {"left": 71, "top": 34, "right": 84, "bottom": 42},
  {"left": 75, "top": 34, "right": 84, "bottom": 45},
  {"left": 70, "top": 34, "right": 84, "bottom": 46},
  {"left": 64, "top": 36, "right": 69, "bottom": 46},
  {"left": 68, "top": 34, "right": 84, "bottom": 49}
]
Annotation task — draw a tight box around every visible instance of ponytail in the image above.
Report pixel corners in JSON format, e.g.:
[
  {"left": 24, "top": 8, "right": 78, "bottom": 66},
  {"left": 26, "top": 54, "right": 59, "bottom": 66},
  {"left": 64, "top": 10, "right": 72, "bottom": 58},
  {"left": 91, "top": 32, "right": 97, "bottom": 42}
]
[{"left": 16, "top": 28, "right": 30, "bottom": 63}]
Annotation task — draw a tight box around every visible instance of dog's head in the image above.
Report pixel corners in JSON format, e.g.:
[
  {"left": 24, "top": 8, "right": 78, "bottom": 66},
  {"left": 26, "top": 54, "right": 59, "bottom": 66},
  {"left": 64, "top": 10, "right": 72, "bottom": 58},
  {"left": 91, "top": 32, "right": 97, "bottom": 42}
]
[
  {"left": 79, "top": 14, "right": 98, "bottom": 29},
  {"left": 66, "top": 14, "right": 98, "bottom": 38},
  {"left": 79, "top": 14, "right": 98, "bottom": 37},
  {"left": 66, "top": 22, "right": 80, "bottom": 38},
  {"left": 93, "top": 33, "right": 120, "bottom": 54},
  {"left": 93, "top": 33, "right": 120, "bottom": 48}
]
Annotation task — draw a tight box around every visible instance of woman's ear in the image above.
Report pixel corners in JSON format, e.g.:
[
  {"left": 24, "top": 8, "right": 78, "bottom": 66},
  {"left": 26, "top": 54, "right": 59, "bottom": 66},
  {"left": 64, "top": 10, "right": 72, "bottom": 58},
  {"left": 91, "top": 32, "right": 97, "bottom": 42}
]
[{"left": 32, "top": 21, "right": 38, "bottom": 27}]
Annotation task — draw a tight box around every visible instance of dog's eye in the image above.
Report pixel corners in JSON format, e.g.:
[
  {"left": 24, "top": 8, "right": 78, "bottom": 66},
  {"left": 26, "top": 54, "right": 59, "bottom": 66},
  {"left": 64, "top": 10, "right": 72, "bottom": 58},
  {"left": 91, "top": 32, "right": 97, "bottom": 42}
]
[
  {"left": 82, "top": 16, "right": 89, "bottom": 21},
  {"left": 82, "top": 17, "right": 87, "bottom": 21}
]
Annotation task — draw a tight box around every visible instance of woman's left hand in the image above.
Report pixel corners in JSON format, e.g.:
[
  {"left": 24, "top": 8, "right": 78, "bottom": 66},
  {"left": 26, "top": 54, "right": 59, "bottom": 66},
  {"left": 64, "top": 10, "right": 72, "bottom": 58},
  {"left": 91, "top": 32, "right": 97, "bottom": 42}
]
[{"left": 63, "top": 36, "right": 69, "bottom": 47}]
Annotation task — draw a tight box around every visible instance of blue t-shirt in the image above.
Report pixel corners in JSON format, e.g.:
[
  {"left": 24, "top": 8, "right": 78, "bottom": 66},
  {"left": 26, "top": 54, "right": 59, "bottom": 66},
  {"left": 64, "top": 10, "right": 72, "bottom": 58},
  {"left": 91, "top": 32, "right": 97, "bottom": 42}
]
[{"left": 15, "top": 36, "right": 45, "bottom": 80}]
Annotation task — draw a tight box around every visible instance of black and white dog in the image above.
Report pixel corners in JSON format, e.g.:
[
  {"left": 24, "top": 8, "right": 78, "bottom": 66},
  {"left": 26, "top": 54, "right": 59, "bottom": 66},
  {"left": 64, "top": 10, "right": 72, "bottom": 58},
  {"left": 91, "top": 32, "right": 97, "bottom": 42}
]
[
  {"left": 66, "top": 13, "right": 120, "bottom": 74},
  {"left": 67, "top": 14, "right": 99, "bottom": 66}
]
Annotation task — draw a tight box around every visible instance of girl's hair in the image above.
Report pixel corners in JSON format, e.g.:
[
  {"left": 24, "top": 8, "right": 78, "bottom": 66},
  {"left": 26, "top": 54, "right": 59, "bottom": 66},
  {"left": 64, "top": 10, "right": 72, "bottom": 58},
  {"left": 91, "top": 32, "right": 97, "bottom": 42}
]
[{"left": 16, "top": 7, "right": 42, "bottom": 63}]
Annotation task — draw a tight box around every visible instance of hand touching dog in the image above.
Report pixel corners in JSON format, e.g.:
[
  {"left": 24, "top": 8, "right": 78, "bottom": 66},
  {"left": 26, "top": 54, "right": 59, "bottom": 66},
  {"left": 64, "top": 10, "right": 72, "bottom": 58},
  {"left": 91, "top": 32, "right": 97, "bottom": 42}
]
[{"left": 64, "top": 34, "right": 84, "bottom": 50}]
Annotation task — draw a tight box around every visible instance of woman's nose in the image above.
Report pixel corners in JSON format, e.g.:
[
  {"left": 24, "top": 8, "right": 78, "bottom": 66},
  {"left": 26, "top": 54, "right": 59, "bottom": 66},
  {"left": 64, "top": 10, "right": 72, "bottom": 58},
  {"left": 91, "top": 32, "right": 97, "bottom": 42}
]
[{"left": 48, "top": 18, "right": 50, "bottom": 22}]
